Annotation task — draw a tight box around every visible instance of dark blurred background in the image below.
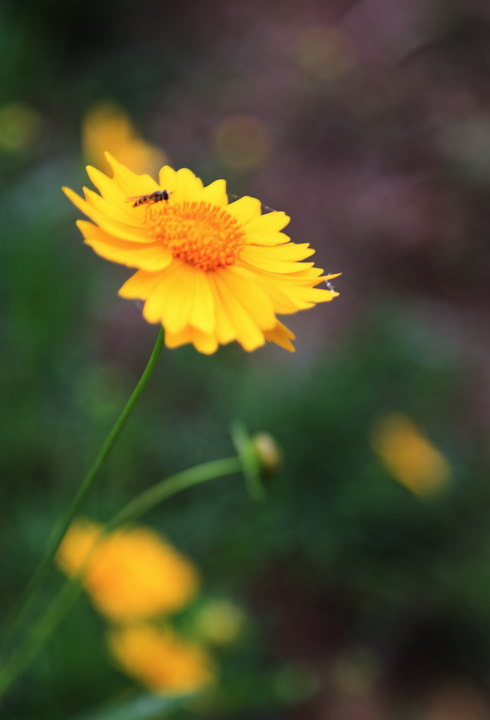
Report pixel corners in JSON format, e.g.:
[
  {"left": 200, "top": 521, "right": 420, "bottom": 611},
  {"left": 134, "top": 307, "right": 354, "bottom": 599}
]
[{"left": 2, "top": 0, "right": 490, "bottom": 718}]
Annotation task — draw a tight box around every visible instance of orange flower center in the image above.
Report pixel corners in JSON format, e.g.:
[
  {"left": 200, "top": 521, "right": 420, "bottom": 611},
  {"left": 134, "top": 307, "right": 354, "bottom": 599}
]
[{"left": 148, "top": 201, "right": 245, "bottom": 271}]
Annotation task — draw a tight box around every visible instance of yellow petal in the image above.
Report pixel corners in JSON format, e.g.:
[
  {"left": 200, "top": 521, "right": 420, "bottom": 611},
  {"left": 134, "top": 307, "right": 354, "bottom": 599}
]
[
  {"left": 246, "top": 242, "right": 315, "bottom": 262},
  {"left": 105, "top": 152, "right": 159, "bottom": 195},
  {"left": 289, "top": 285, "right": 339, "bottom": 303},
  {"left": 86, "top": 165, "right": 126, "bottom": 203},
  {"left": 142, "top": 264, "right": 184, "bottom": 325},
  {"left": 208, "top": 277, "right": 237, "bottom": 344},
  {"left": 63, "top": 187, "right": 152, "bottom": 244},
  {"left": 252, "top": 274, "right": 306, "bottom": 313},
  {"left": 158, "top": 165, "right": 178, "bottom": 190},
  {"left": 85, "top": 169, "right": 149, "bottom": 229},
  {"left": 189, "top": 271, "right": 215, "bottom": 334},
  {"left": 220, "top": 266, "right": 276, "bottom": 330},
  {"left": 264, "top": 321, "right": 296, "bottom": 352},
  {"left": 164, "top": 326, "right": 193, "bottom": 349},
  {"left": 226, "top": 196, "right": 262, "bottom": 225},
  {"left": 213, "top": 273, "right": 265, "bottom": 351},
  {"left": 239, "top": 245, "right": 314, "bottom": 274},
  {"left": 245, "top": 211, "right": 290, "bottom": 234},
  {"left": 118, "top": 270, "right": 162, "bottom": 300},
  {"left": 159, "top": 266, "right": 196, "bottom": 333},
  {"left": 199, "top": 179, "right": 228, "bottom": 206},
  {"left": 190, "top": 328, "right": 218, "bottom": 355},
  {"left": 83, "top": 187, "right": 142, "bottom": 227},
  {"left": 141, "top": 262, "right": 210, "bottom": 333},
  {"left": 245, "top": 231, "right": 292, "bottom": 247},
  {"left": 174, "top": 168, "right": 203, "bottom": 202},
  {"left": 165, "top": 323, "right": 219, "bottom": 355},
  {"left": 78, "top": 221, "right": 173, "bottom": 271}
]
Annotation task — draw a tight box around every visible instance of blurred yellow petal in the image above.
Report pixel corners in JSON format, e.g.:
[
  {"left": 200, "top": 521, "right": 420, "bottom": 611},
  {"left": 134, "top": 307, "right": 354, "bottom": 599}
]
[
  {"left": 83, "top": 103, "right": 165, "bottom": 175},
  {"left": 371, "top": 413, "right": 452, "bottom": 498},
  {"left": 57, "top": 519, "right": 199, "bottom": 622},
  {"left": 108, "top": 625, "right": 215, "bottom": 694}
]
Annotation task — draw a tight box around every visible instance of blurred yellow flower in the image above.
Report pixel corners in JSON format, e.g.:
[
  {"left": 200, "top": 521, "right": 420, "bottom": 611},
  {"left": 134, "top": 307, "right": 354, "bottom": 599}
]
[
  {"left": 108, "top": 625, "right": 215, "bottom": 695},
  {"left": 57, "top": 519, "right": 199, "bottom": 622},
  {"left": 63, "top": 156, "right": 339, "bottom": 354},
  {"left": 82, "top": 103, "right": 165, "bottom": 176},
  {"left": 371, "top": 413, "right": 452, "bottom": 497}
]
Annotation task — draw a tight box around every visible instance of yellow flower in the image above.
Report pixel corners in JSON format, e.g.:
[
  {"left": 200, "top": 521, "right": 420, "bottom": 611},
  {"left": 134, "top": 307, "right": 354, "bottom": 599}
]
[
  {"left": 371, "top": 413, "right": 452, "bottom": 498},
  {"left": 56, "top": 519, "right": 199, "bottom": 622},
  {"left": 82, "top": 103, "right": 165, "bottom": 176},
  {"left": 108, "top": 625, "right": 215, "bottom": 695},
  {"left": 63, "top": 156, "right": 339, "bottom": 354}
]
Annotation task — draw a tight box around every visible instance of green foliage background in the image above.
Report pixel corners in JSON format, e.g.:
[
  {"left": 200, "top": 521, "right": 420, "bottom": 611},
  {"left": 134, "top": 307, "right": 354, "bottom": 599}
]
[{"left": 1, "top": 1, "right": 490, "bottom": 718}]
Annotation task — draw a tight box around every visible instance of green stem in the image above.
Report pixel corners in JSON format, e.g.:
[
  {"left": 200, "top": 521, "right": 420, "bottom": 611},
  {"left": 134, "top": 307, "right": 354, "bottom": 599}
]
[
  {"left": 3, "top": 328, "right": 164, "bottom": 641},
  {"left": 0, "top": 455, "right": 242, "bottom": 701},
  {"left": 107, "top": 456, "right": 242, "bottom": 530}
]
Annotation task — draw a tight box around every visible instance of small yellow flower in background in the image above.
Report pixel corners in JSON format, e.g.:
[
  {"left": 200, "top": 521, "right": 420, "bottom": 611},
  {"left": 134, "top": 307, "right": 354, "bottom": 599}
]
[
  {"left": 108, "top": 625, "right": 215, "bottom": 695},
  {"left": 371, "top": 413, "right": 452, "bottom": 498},
  {"left": 82, "top": 103, "right": 165, "bottom": 176},
  {"left": 63, "top": 156, "right": 339, "bottom": 354},
  {"left": 57, "top": 519, "right": 199, "bottom": 622},
  {"left": 194, "top": 600, "right": 246, "bottom": 646}
]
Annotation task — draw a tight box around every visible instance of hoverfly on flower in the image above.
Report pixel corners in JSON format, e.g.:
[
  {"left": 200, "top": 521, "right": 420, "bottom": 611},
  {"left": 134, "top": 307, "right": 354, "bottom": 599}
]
[{"left": 126, "top": 189, "right": 171, "bottom": 207}]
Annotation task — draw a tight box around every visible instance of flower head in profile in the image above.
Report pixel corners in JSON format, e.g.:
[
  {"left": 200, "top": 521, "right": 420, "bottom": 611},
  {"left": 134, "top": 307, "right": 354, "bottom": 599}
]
[
  {"left": 63, "top": 155, "right": 339, "bottom": 354},
  {"left": 108, "top": 625, "right": 215, "bottom": 695},
  {"left": 56, "top": 519, "right": 199, "bottom": 622},
  {"left": 371, "top": 413, "right": 452, "bottom": 498}
]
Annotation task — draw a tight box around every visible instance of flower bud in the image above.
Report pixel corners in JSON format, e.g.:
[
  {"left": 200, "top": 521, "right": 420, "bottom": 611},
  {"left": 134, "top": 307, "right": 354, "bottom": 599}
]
[{"left": 252, "top": 432, "right": 282, "bottom": 474}]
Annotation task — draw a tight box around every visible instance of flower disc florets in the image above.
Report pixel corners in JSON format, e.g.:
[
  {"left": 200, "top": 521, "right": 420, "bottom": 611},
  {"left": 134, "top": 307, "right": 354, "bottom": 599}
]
[
  {"left": 148, "top": 201, "right": 245, "bottom": 271},
  {"left": 63, "top": 154, "right": 339, "bottom": 354}
]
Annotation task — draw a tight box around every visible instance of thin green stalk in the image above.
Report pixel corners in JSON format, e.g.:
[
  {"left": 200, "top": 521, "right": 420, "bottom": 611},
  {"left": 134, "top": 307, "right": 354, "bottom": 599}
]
[
  {"left": 107, "top": 456, "right": 242, "bottom": 530},
  {"left": 0, "top": 455, "right": 242, "bottom": 701},
  {"left": 3, "top": 328, "right": 164, "bottom": 640}
]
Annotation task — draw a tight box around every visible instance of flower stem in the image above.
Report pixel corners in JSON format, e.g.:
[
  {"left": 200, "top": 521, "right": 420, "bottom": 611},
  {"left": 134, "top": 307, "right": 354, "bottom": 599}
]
[
  {"left": 0, "top": 455, "right": 242, "bottom": 701},
  {"left": 107, "top": 456, "right": 242, "bottom": 530},
  {"left": 3, "top": 328, "right": 164, "bottom": 641}
]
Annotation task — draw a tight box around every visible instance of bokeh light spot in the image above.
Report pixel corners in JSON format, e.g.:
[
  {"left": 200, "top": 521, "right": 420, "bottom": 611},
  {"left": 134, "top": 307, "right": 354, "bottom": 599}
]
[
  {"left": 214, "top": 114, "right": 271, "bottom": 170},
  {"left": 0, "top": 103, "right": 41, "bottom": 153}
]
